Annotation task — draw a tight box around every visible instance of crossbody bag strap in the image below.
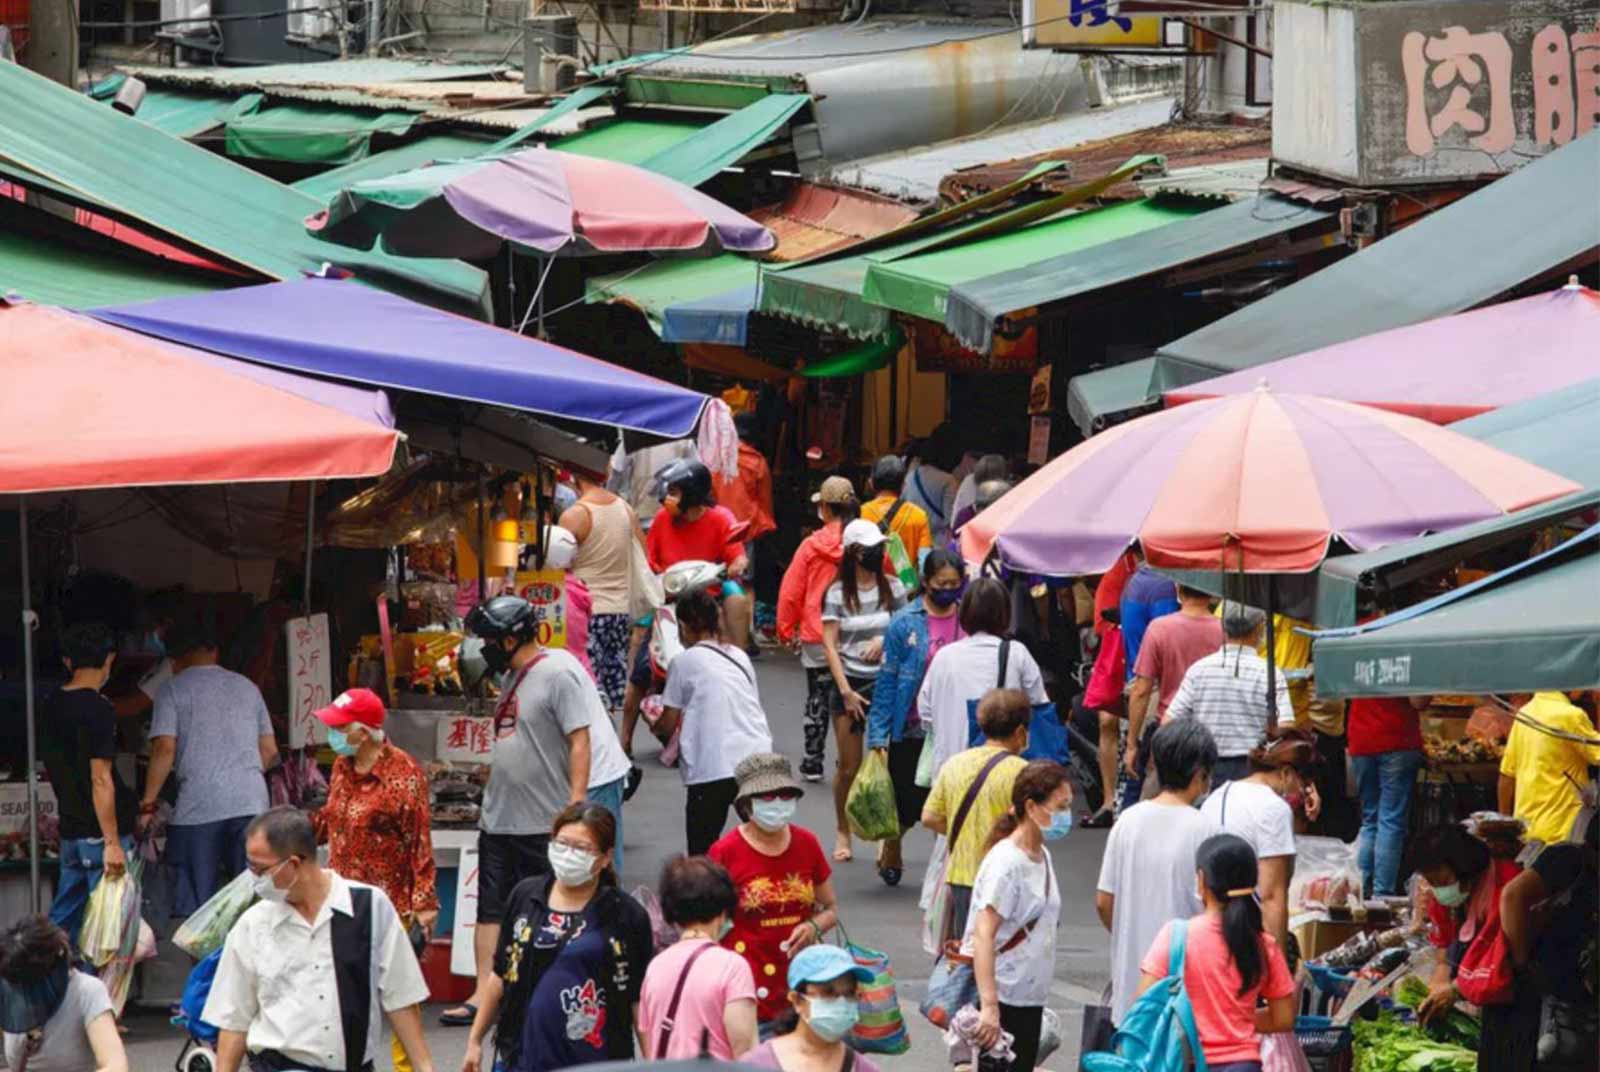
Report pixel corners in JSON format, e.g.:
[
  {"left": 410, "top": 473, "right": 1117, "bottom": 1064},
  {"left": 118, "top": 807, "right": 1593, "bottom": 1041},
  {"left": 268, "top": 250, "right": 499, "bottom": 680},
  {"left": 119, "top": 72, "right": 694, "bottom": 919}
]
[
  {"left": 840, "top": 1045, "right": 857, "bottom": 1072},
  {"left": 996, "top": 638, "right": 1012, "bottom": 688},
  {"left": 1220, "top": 782, "right": 1233, "bottom": 827},
  {"left": 654, "top": 941, "right": 717, "bottom": 1057},
  {"left": 948, "top": 750, "right": 1013, "bottom": 854},
  {"left": 912, "top": 469, "right": 946, "bottom": 524},
  {"left": 697, "top": 641, "right": 755, "bottom": 687},
  {"left": 879, "top": 498, "right": 907, "bottom": 534},
  {"left": 997, "top": 859, "right": 1054, "bottom": 955}
]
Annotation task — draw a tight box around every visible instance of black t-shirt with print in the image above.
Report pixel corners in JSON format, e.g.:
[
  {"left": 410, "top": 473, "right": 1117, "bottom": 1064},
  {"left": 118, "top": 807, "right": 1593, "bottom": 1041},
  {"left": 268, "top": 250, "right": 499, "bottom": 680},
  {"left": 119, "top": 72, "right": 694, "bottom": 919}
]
[{"left": 37, "top": 688, "right": 137, "bottom": 840}]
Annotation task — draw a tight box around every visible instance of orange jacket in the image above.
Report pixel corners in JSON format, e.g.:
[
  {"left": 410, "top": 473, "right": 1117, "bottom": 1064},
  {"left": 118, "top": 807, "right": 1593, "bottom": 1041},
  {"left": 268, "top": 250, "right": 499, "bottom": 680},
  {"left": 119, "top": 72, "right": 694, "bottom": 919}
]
[{"left": 777, "top": 522, "right": 843, "bottom": 646}]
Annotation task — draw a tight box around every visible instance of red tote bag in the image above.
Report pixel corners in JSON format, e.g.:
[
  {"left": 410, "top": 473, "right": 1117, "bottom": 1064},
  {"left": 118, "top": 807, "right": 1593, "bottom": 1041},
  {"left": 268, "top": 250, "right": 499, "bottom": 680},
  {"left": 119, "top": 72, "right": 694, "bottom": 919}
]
[
  {"left": 1083, "top": 626, "right": 1126, "bottom": 711},
  {"left": 1455, "top": 903, "right": 1515, "bottom": 1006}
]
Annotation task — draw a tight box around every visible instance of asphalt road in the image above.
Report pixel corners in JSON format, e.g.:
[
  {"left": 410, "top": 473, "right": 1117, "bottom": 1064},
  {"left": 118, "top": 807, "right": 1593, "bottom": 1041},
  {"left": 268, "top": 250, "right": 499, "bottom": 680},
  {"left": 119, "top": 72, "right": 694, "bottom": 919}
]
[{"left": 118, "top": 654, "right": 1112, "bottom": 1072}]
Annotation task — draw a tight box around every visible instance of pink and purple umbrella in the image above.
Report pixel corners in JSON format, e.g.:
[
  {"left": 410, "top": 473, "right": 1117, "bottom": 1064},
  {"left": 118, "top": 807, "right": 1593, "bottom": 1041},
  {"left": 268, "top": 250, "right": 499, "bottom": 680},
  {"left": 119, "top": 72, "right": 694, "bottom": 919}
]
[
  {"left": 961, "top": 385, "right": 1581, "bottom": 576},
  {"left": 306, "top": 147, "right": 777, "bottom": 261}
]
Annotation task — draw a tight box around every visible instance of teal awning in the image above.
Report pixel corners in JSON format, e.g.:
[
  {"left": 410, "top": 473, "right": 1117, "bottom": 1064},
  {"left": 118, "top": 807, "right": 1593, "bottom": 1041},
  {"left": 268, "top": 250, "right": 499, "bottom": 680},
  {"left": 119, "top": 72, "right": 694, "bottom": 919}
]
[
  {"left": 553, "top": 117, "right": 705, "bottom": 165},
  {"left": 225, "top": 103, "right": 419, "bottom": 164},
  {"left": 292, "top": 133, "right": 493, "bottom": 201},
  {"left": 0, "top": 229, "right": 229, "bottom": 307},
  {"left": 1066, "top": 357, "right": 1157, "bottom": 436},
  {"left": 142, "top": 89, "right": 262, "bottom": 138},
  {"left": 485, "top": 84, "right": 613, "bottom": 153},
  {"left": 0, "top": 60, "right": 488, "bottom": 316},
  {"left": 1311, "top": 526, "right": 1600, "bottom": 697},
  {"left": 637, "top": 93, "right": 809, "bottom": 188},
  {"left": 1313, "top": 376, "right": 1600, "bottom": 628},
  {"left": 587, "top": 254, "right": 758, "bottom": 335}
]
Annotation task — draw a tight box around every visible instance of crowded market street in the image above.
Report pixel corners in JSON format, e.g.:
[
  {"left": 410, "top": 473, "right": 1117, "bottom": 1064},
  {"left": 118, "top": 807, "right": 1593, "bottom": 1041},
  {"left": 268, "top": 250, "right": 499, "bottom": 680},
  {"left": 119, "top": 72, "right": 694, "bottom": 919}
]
[{"left": 112, "top": 656, "right": 1115, "bottom": 1072}]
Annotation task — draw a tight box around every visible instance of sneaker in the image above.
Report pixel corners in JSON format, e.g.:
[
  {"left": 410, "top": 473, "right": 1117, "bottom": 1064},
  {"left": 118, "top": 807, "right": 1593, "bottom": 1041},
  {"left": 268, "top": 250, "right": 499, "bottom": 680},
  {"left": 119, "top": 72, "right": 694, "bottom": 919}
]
[{"left": 802, "top": 769, "right": 824, "bottom": 783}]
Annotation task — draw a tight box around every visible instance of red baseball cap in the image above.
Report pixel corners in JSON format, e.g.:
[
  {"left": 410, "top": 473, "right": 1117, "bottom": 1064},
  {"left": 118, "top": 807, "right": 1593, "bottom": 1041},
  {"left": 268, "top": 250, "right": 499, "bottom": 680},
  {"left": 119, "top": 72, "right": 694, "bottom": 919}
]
[{"left": 314, "top": 688, "right": 386, "bottom": 730}]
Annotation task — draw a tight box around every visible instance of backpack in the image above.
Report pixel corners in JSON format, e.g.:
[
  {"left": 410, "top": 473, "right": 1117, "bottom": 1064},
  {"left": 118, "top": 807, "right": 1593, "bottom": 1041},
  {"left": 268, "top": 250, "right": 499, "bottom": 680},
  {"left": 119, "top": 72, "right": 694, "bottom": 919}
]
[{"left": 1083, "top": 919, "right": 1207, "bottom": 1072}]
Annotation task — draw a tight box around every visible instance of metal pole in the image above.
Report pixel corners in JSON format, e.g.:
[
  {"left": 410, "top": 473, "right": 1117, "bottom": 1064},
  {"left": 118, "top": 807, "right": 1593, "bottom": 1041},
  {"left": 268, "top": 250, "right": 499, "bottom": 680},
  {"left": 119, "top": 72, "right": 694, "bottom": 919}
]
[
  {"left": 476, "top": 474, "right": 488, "bottom": 603},
  {"left": 303, "top": 481, "right": 316, "bottom": 617},
  {"left": 20, "top": 499, "right": 40, "bottom": 913},
  {"left": 1265, "top": 575, "right": 1279, "bottom": 732}
]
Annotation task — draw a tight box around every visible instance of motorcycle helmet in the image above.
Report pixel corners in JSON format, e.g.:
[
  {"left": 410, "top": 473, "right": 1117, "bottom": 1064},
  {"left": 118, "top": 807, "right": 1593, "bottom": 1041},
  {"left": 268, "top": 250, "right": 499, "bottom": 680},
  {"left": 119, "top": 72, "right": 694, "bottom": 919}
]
[
  {"left": 653, "top": 458, "right": 714, "bottom": 510},
  {"left": 464, "top": 595, "right": 538, "bottom": 677}
]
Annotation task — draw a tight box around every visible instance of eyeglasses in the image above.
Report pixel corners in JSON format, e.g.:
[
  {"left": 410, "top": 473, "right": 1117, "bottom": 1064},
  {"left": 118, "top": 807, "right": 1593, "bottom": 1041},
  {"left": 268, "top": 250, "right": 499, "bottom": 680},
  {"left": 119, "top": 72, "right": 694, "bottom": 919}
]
[
  {"left": 552, "top": 837, "right": 599, "bottom": 854},
  {"left": 246, "top": 857, "right": 292, "bottom": 878},
  {"left": 753, "top": 790, "right": 801, "bottom": 802}
]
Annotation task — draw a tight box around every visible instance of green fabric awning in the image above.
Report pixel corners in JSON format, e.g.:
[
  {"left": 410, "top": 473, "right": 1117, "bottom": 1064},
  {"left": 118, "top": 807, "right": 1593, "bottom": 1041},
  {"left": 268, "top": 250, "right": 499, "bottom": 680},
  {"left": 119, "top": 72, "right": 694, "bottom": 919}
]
[
  {"left": 1311, "top": 528, "right": 1600, "bottom": 697},
  {"left": 0, "top": 230, "right": 229, "bottom": 307},
  {"left": 802, "top": 327, "right": 904, "bottom": 378},
  {"left": 1067, "top": 357, "right": 1157, "bottom": 436},
  {"left": 862, "top": 199, "right": 1208, "bottom": 324},
  {"left": 587, "top": 254, "right": 757, "bottom": 334},
  {"left": 1313, "top": 376, "right": 1600, "bottom": 628},
  {"left": 638, "top": 93, "right": 809, "bottom": 188},
  {"left": 291, "top": 133, "right": 494, "bottom": 201},
  {"left": 0, "top": 60, "right": 488, "bottom": 316},
  {"left": 141, "top": 89, "right": 262, "bottom": 139},
  {"left": 485, "top": 84, "right": 613, "bottom": 153},
  {"left": 554, "top": 117, "right": 705, "bottom": 165},
  {"left": 225, "top": 103, "right": 419, "bottom": 164}
]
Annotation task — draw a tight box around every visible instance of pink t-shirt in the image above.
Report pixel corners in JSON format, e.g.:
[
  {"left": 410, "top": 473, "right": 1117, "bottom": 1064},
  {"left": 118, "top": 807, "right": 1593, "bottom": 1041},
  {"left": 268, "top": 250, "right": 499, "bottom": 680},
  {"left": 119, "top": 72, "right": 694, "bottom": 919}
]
[
  {"left": 1140, "top": 914, "right": 1295, "bottom": 1066},
  {"left": 564, "top": 574, "right": 594, "bottom": 680},
  {"left": 744, "top": 1039, "right": 882, "bottom": 1072},
  {"left": 1133, "top": 612, "right": 1224, "bottom": 719},
  {"left": 916, "top": 611, "right": 964, "bottom": 726},
  {"left": 640, "top": 940, "right": 758, "bottom": 1059}
]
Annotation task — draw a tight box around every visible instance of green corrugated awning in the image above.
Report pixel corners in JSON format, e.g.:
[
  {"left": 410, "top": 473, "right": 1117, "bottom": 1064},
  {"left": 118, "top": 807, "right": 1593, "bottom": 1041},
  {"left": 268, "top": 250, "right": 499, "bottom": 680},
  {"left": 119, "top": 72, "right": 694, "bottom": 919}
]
[
  {"left": 587, "top": 254, "right": 757, "bottom": 334},
  {"left": 553, "top": 117, "right": 705, "bottom": 165},
  {"left": 225, "top": 103, "right": 419, "bottom": 164},
  {"left": 0, "top": 230, "right": 228, "bottom": 307},
  {"left": 142, "top": 89, "right": 261, "bottom": 138},
  {"left": 485, "top": 84, "right": 614, "bottom": 153},
  {"left": 862, "top": 199, "right": 1209, "bottom": 324},
  {"left": 802, "top": 327, "right": 904, "bottom": 378},
  {"left": 1311, "top": 529, "right": 1600, "bottom": 697},
  {"left": 1313, "top": 377, "right": 1600, "bottom": 628},
  {"left": 0, "top": 60, "right": 488, "bottom": 316},
  {"left": 1067, "top": 357, "right": 1157, "bottom": 437},
  {"left": 638, "top": 93, "right": 809, "bottom": 188},
  {"left": 292, "top": 133, "right": 493, "bottom": 201}
]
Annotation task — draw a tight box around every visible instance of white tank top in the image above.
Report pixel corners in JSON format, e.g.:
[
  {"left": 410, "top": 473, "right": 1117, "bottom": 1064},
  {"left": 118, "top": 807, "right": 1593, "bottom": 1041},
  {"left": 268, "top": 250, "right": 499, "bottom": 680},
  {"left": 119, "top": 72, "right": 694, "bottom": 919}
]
[{"left": 572, "top": 496, "right": 634, "bottom": 614}]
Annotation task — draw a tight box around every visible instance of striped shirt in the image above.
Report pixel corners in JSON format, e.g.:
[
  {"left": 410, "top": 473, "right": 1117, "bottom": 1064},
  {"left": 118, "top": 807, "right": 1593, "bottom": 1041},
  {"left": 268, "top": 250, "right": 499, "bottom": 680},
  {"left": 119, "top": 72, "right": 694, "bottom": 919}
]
[
  {"left": 1164, "top": 644, "right": 1294, "bottom": 757},
  {"left": 821, "top": 578, "right": 906, "bottom": 678}
]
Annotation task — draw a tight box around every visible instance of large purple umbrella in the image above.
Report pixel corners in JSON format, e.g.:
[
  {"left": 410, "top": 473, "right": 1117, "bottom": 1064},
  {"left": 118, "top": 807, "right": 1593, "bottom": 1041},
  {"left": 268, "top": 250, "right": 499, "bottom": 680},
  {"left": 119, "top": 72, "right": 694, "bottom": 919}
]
[{"left": 306, "top": 147, "right": 777, "bottom": 261}]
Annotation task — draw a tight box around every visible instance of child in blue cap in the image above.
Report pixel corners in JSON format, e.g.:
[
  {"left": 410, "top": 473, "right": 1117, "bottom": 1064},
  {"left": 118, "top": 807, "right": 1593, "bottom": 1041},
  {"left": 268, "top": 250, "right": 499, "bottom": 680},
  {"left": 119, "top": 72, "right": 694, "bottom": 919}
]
[{"left": 742, "top": 945, "right": 880, "bottom": 1071}]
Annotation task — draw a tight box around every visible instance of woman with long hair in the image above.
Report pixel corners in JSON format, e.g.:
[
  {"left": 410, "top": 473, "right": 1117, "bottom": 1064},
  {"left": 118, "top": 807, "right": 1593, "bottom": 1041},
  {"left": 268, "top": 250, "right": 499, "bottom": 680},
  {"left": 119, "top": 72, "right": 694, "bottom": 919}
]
[
  {"left": 0, "top": 916, "right": 128, "bottom": 1072},
  {"left": 463, "top": 804, "right": 654, "bottom": 1072},
  {"left": 1136, "top": 834, "right": 1296, "bottom": 1072},
  {"left": 820, "top": 519, "right": 906, "bottom": 862},
  {"left": 962, "top": 760, "right": 1071, "bottom": 1071},
  {"left": 743, "top": 945, "right": 882, "bottom": 1072},
  {"left": 866, "top": 548, "right": 965, "bottom": 885}
]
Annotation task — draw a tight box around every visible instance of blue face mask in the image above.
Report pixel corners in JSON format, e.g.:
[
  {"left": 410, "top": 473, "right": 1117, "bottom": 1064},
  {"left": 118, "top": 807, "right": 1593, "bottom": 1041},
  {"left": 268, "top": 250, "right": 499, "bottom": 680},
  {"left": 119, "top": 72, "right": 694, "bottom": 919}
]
[
  {"left": 804, "top": 996, "right": 859, "bottom": 1042},
  {"left": 926, "top": 585, "right": 963, "bottom": 609},
  {"left": 1042, "top": 808, "right": 1073, "bottom": 841},
  {"left": 327, "top": 727, "right": 358, "bottom": 757}
]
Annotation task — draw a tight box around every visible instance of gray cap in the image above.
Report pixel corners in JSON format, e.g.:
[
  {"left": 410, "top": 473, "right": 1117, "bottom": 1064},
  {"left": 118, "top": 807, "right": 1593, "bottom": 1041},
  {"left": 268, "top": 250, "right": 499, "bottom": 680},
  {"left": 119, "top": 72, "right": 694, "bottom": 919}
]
[
  {"left": 733, "top": 752, "right": 804, "bottom": 801},
  {"left": 1220, "top": 601, "right": 1268, "bottom": 639}
]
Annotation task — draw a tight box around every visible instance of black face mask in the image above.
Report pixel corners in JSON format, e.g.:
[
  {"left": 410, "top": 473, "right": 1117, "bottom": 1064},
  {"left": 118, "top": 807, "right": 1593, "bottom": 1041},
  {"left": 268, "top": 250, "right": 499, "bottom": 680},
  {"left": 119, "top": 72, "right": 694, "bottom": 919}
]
[
  {"left": 0, "top": 955, "right": 69, "bottom": 1033},
  {"left": 481, "top": 640, "right": 513, "bottom": 677}
]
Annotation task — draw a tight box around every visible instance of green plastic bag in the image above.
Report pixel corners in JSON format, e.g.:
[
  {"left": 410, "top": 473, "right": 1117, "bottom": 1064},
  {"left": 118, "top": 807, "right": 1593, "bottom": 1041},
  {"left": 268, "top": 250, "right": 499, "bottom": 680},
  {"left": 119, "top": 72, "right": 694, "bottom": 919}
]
[
  {"left": 845, "top": 749, "right": 900, "bottom": 842},
  {"left": 883, "top": 531, "right": 918, "bottom": 593}
]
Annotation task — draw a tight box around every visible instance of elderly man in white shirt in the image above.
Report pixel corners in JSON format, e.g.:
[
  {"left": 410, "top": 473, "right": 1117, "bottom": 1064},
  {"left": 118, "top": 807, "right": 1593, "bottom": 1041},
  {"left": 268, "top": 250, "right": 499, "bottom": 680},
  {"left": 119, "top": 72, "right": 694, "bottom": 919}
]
[{"left": 202, "top": 807, "right": 435, "bottom": 1072}]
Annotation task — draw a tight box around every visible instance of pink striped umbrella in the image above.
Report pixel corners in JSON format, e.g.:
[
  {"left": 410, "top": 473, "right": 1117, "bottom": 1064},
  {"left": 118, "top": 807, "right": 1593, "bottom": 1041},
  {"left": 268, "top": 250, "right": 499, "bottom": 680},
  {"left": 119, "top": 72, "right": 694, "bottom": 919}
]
[
  {"left": 307, "top": 147, "right": 776, "bottom": 261},
  {"left": 962, "top": 385, "right": 1581, "bottom": 576}
]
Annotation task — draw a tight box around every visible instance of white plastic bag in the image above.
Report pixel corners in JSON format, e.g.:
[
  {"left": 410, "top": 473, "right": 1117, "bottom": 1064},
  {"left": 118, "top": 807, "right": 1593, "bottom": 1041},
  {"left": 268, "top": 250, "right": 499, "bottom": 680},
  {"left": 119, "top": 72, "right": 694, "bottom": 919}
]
[
  {"left": 919, "top": 835, "right": 949, "bottom": 957},
  {"left": 173, "top": 868, "right": 257, "bottom": 959},
  {"left": 1289, "top": 835, "right": 1362, "bottom": 914}
]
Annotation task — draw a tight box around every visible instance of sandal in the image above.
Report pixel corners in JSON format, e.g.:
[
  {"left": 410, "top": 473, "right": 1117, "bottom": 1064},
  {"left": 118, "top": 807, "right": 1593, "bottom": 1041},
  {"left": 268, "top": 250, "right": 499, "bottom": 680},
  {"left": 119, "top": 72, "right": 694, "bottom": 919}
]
[
  {"left": 438, "top": 1002, "right": 477, "bottom": 1026},
  {"left": 878, "top": 866, "right": 903, "bottom": 887},
  {"left": 833, "top": 833, "right": 853, "bottom": 862}
]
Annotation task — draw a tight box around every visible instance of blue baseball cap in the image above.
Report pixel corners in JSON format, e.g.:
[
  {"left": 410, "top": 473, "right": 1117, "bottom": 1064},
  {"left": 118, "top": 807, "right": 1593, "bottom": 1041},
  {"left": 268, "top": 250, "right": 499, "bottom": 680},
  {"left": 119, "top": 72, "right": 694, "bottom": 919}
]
[{"left": 786, "top": 945, "right": 873, "bottom": 990}]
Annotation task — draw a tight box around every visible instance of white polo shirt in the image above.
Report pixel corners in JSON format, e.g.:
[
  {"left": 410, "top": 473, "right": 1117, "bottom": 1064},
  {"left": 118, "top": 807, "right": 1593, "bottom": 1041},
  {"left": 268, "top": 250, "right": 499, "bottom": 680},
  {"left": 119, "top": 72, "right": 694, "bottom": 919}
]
[{"left": 202, "top": 871, "right": 428, "bottom": 1070}]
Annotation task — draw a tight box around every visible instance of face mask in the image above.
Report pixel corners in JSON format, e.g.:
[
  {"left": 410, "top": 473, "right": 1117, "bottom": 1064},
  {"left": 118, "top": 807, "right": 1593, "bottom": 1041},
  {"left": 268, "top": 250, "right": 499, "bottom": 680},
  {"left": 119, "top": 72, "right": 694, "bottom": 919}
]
[
  {"left": 1042, "top": 808, "right": 1074, "bottom": 841},
  {"left": 717, "top": 916, "right": 735, "bottom": 941},
  {"left": 751, "top": 798, "right": 796, "bottom": 832},
  {"left": 548, "top": 842, "right": 599, "bottom": 886},
  {"left": 253, "top": 859, "right": 293, "bottom": 904},
  {"left": 927, "top": 586, "right": 963, "bottom": 609},
  {"left": 1432, "top": 881, "right": 1467, "bottom": 908},
  {"left": 327, "top": 727, "right": 358, "bottom": 757},
  {"left": 481, "top": 640, "right": 513, "bottom": 677},
  {"left": 804, "top": 996, "right": 859, "bottom": 1042}
]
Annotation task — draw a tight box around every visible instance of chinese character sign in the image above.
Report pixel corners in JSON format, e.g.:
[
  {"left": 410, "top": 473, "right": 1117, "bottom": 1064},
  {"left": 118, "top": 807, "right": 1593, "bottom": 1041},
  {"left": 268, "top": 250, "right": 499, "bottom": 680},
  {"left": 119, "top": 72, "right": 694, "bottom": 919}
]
[
  {"left": 451, "top": 845, "right": 480, "bottom": 976},
  {"left": 513, "top": 569, "right": 568, "bottom": 650},
  {"left": 436, "top": 715, "right": 495, "bottom": 763},
  {"left": 285, "top": 613, "right": 332, "bottom": 748}
]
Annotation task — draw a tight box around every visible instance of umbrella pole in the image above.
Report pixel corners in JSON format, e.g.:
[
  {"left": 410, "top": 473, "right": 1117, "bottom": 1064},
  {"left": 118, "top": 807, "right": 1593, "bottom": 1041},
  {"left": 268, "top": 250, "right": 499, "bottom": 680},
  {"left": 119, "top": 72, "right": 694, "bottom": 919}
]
[
  {"left": 20, "top": 498, "right": 41, "bottom": 913},
  {"left": 1265, "top": 575, "right": 1279, "bottom": 733},
  {"left": 516, "top": 255, "right": 558, "bottom": 336},
  {"left": 303, "top": 481, "right": 316, "bottom": 617}
]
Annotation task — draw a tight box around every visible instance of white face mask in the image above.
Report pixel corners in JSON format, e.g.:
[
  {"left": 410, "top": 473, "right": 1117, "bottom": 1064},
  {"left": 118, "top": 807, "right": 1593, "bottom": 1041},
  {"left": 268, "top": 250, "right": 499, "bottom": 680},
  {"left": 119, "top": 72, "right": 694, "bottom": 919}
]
[
  {"left": 253, "top": 859, "right": 293, "bottom": 904},
  {"left": 548, "top": 842, "right": 599, "bottom": 886}
]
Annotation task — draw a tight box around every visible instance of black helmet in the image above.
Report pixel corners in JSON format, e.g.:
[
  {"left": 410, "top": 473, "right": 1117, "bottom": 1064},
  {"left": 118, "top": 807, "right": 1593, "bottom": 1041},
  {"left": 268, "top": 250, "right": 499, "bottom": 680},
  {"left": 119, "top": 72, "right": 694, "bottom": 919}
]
[
  {"left": 465, "top": 595, "right": 538, "bottom": 643},
  {"left": 871, "top": 454, "right": 907, "bottom": 494},
  {"left": 653, "top": 458, "right": 714, "bottom": 509}
]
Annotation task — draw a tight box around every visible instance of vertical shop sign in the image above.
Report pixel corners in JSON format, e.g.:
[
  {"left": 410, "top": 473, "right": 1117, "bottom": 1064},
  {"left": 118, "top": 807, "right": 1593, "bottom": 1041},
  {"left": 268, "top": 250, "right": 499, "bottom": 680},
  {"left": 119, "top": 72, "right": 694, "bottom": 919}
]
[
  {"left": 286, "top": 613, "right": 331, "bottom": 748},
  {"left": 513, "top": 568, "right": 569, "bottom": 649},
  {"left": 451, "top": 844, "right": 480, "bottom": 976},
  {"left": 1028, "top": 416, "right": 1053, "bottom": 466}
]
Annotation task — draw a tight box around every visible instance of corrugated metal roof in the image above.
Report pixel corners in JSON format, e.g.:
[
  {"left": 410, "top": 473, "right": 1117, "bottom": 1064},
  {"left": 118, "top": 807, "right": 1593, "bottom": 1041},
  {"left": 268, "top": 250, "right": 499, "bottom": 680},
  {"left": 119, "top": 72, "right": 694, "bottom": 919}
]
[
  {"left": 826, "top": 96, "right": 1177, "bottom": 204},
  {"left": 0, "top": 229, "right": 228, "bottom": 307},
  {"left": 755, "top": 183, "right": 918, "bottom": 262},
  {"left": 1133, "top": 159, "right": 1271, "bottom": 202},
  {"left": 292, "top": 133, "right": 493, "bottom": 201},
  {"left": 939, "top": 121, "right": 1271, "bottom": 203},
  {"left": 123, "top": 59, "right": 511, "bottom": 90}
]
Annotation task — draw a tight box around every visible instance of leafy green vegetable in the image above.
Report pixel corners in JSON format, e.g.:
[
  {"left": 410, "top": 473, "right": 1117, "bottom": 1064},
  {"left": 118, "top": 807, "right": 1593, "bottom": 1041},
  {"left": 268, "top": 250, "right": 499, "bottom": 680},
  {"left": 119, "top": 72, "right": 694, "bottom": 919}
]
[
  {"left": 1392, "top": 973, "right": 1480, "bottom": 1047},
  {"left": 1353, "top": 1011, "right": 1475, "bottom": 1072}
]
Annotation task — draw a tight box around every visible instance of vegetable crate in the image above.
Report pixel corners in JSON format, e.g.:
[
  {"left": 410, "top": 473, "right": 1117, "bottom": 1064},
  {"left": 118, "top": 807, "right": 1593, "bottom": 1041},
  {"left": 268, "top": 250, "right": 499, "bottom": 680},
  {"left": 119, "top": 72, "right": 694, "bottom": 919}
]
[{"left": 1296, "top": 1015, "right": 1352, "bottom": 1072}]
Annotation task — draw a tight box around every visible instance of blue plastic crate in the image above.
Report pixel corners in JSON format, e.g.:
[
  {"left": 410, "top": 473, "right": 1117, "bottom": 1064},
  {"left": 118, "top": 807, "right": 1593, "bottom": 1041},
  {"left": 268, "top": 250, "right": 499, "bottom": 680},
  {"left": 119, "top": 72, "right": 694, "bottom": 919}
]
[{"left": 1296, "top": 1015, "right": 1353, "bottom": 1056}]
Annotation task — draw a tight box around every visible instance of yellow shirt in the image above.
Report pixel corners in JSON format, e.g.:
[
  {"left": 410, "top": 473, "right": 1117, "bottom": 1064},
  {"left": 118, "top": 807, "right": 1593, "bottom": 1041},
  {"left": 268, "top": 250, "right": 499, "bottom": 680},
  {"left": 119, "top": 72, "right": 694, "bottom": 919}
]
[
  {"left": 1499, "top": 692, "right": 1600, "bottom": 844},
  {"left": 924, "top": 746, "right": 1025, "bottom": 886},
  {"left": 1216, "top": 607, "right": 1315, "bottom": 726},
  {"left": 861, "top": 493, "right": 933, "bottom": 558}
]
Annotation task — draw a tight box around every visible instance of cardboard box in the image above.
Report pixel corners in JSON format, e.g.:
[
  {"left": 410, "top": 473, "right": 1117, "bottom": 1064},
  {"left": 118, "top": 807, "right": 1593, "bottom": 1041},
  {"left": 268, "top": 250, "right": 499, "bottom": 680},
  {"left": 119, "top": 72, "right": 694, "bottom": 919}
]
[{"left": 1294, "top": 919, "right": 1375, "bottom": 962}]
